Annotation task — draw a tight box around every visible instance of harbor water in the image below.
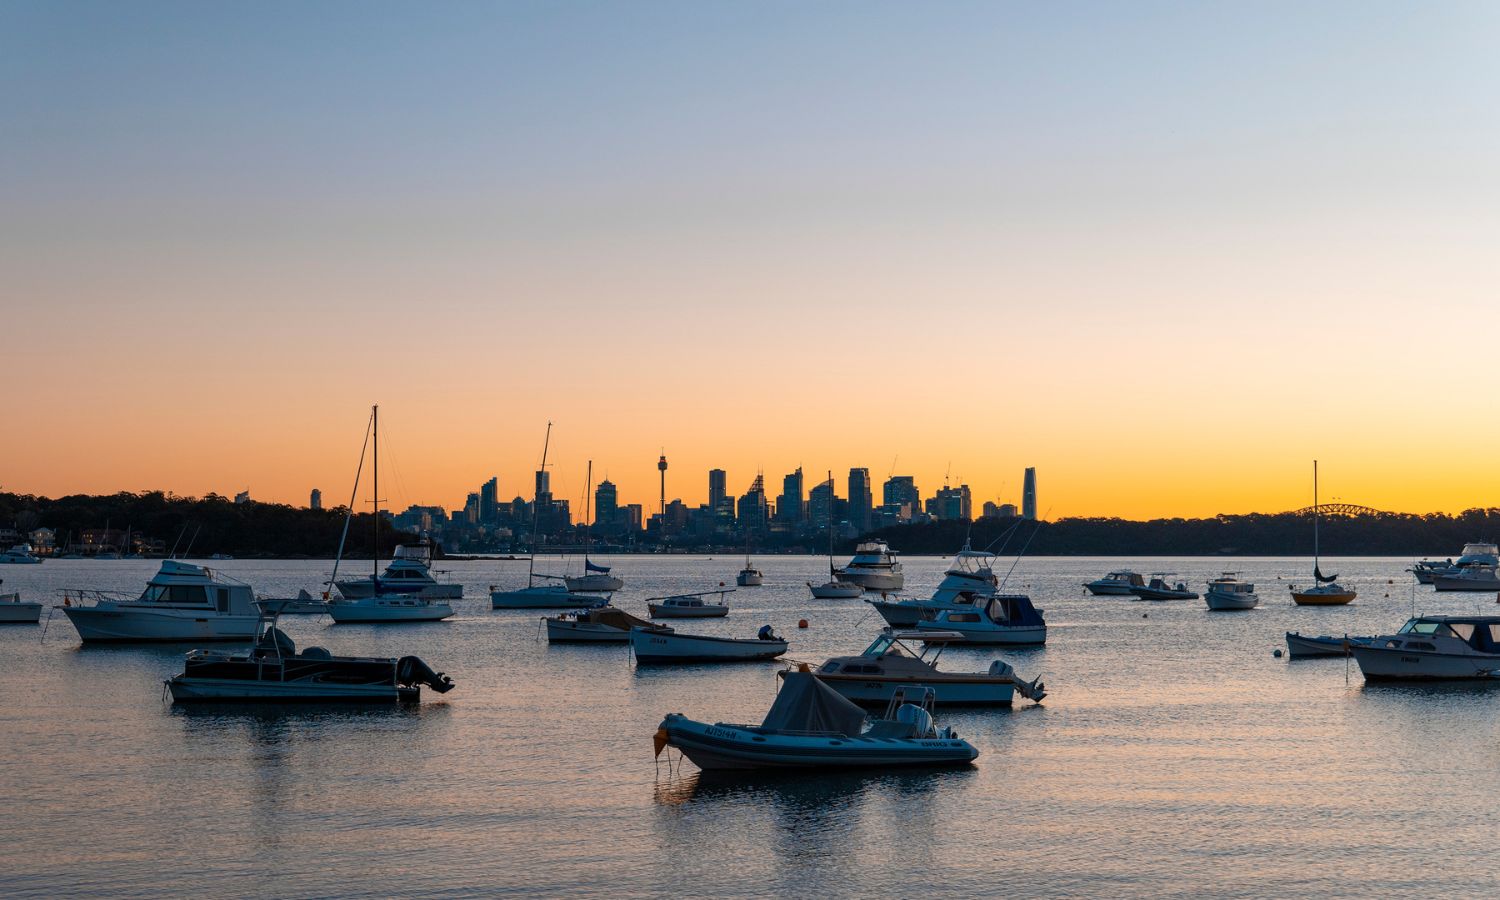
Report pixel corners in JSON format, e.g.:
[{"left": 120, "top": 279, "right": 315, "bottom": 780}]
[{"left": 2, "top": 555, "right": 1496, "bottom": 897}]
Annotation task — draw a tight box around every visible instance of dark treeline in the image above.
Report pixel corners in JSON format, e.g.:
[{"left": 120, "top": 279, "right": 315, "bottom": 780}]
[
  {"left": 862, "top": 510, "right": 1500, "bottom": 557},
  {"left": 0, "top": 491, "right": 403, "bottom": 558}
]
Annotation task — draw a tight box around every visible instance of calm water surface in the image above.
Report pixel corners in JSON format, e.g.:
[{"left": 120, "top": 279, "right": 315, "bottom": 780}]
[{"left": 2, "top": 555, "right": 1496, "bottom": 897}]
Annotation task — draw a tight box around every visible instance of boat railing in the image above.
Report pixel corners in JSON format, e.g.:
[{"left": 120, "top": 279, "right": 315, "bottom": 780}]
[{"left": 55, "top": 588, "right": 134, "bottom": 606}]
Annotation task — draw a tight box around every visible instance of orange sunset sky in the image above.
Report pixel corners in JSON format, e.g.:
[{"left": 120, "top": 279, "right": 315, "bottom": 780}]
[{"left": 5, "top": 3, "right": 1498, "bottom": 519}]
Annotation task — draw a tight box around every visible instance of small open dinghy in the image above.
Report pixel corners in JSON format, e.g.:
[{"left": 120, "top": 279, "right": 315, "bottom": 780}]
[
  {"left": 166, "top": 602, "right": 455, "bottom": 702},
  {"left": 545, "top": 606, "right": 653, "bottom": 643},
  {"left": 654, "top": 671, "right": 977, "bottom": 770},
  {"left": 631, "top": 625, "right": 787, "bottom": 663},
  {"left": 1285, "top": 631, "right": 1374, "bottom": 658}
]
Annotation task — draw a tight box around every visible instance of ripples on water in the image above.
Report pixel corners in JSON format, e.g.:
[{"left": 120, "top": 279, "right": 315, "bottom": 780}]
[{"left": 3, "top": 556, "right": 1497, "bottom": 897}]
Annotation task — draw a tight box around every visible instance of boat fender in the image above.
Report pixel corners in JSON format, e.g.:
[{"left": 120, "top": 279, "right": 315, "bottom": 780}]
[
  {"left": 798, "top": 619, "right": 808, "bottom": 629},
  {"left": 1273, "top": 649, "right": 1283, "bottom": 658}
]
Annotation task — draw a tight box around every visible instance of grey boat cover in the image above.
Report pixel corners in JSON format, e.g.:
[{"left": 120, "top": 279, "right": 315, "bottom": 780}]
[
  {"left": 761, "top": 671, "right": 867, "bottom": 737},
  {"left": 588, "top": 607, "right": 652, "bottom": 630}
]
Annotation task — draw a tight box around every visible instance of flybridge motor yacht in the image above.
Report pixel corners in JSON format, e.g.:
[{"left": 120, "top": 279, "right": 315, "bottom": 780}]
[
  {"left": 335, "top": 542, "right": 461, "bottom": 600},
  {"left": 0, "top": 543, "right": 43, "bottom": 565},
  {"left": 654, "top": 672, "right": 977, "bottom": 770},
  {"left": 867, "top": 544, "right": 998, "bottom": 627},
  {"left": 1432, "top": 564, "right": 1500, "bottom": 593},
  {"left": 1351, "top": 616, "right": 1500, "bottom": 680},
  {"left": 60, "top": 560, "right": 259, "bottom": 643},
  {"left": 835, "top": 540, "right": 904, "bottom": 592},
  {"left": 812, "top": 629, "right": 1046, "bottom": 706},
  {"left": 166, "top": 602, "right": 455, "bottom": 702},
  {"left": 1084, "top": 570, "right": 1145, "bottom": 595}
]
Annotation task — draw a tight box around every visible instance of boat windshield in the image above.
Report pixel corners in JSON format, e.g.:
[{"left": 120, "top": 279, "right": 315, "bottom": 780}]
[{"left": 142, "top": 584, "right": 209, "bottom": 604}]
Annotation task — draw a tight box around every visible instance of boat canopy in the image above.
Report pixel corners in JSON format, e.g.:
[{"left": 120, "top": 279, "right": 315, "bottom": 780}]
[
  {"left": 761, "top": 672, "right": 867, "bottom": 737},
  {"left": 587, "top": 607, "right": 651, "bottom": 630},
  {"left": 988, "top": 595, "right": 1045, "bottom": 627}
]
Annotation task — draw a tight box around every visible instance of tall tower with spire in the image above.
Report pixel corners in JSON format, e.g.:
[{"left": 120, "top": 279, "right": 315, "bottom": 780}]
[{"left": 657, "top": 452, "right": 668, "bottom": 528}]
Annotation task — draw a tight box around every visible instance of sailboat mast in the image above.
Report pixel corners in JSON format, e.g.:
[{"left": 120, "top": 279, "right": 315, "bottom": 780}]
[
  {"left": 527, "top": 422, "right": 551, "bottom": 586},
  {"left": 1312, "top": 459, "right": 1320, "bottom": 572},
  {"left": 584, "top": 459, "right": 593, "bottom": 565},
  {"left": 373, "top": 404, "right": 379, "bottom": 581},
  {"left": 827, "top": 469, "right": 835, "bottom": 578}
]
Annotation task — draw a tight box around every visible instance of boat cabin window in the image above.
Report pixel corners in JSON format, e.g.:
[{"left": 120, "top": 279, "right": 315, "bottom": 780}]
[
  {"left": 947, "top": 613, "right": 981, "bottom": 623},
  {"left": 820, "top": 662, "right": 840, "bottom": 673},
  {"left": 1448, "top": 622, "right": 1476, "bottom": 642},
  {"left": 216, "top": 588, "right": 230, "bottom": 613},
  {"left": 1399, "top": 620, "right": 1445, "bottom": 636},
  {"left": 147, "top": 584, "right": 208, "bottom": 604}
]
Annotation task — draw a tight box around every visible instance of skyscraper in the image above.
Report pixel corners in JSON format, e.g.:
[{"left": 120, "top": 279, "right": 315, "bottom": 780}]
[
  {"left": 309, "top": 488, "right": 322, "bottom": 510},
  {"left": 708, "top": 468, "right": 727, "bottom": 511},
  {"left": 1022, "top": 467, "right": 1037, "bottom": 520},
  {"left": 658, "top": 453, "right": 668, "bottom": 524},
  {"left": 738, "top": 472, "right": 768, "bottom": 533},
  {"left": 778, "top": 467, "right": 804, "bottom": 524},
  {"left": 595, "top": 479, "right": 618, "bottom": 531},
  {"left": 480, "top": 476, "right": 499, "bottom": 524},
  {"left": 808, "top": 475, "right": 837, "bottom": 530},
  {"left": 847, "top": 468, "right": 872, "bottom": 533},
  {"left": 882, "top": 475, "right": 920, "bottom": 522}
]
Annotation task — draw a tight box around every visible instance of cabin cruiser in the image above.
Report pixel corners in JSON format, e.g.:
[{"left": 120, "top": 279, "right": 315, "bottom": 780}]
[
  {"left": 1409, "top": 559, "right": 1451, "bottom": 585},
  {"left": 812, "top": 629, "right": 1045, "bottom": 706},
  {"left": 654, "top": 672, "right": 977, "bottom": 770},
  {"left": 1351, "top": 616, "right": 1500, "bottom": 680},
  {"left": 1130, "top": 574, "right": 1199, "bottom": 601},
  {"left": 917, "top": 594, "right": 1046, "bottom": 645},
  {"left": 835, "top": 540, "right": 904, "bottom": 591},
  {"left": 1084, "top": 570, "right": 1144, "bottom": 595},
  {"left": 0, "top": 543, "right": 42, "bottom": 565},
  {"left": 0, "top": 584, "right": 42, "bottom": 624},
  {"left": 1432, "top": 564, "right": 1500, "bottom": 592},
  {"left": 166, "top": 603, "right": 455, "bottom": 702},
  {"left": 60, "top": 560, "right": 259, "bottom": 643},
  {"left": 648, "top": 589, "right": 732, "bottom": 618},
  {"left": 491, "top": 577, "right": 607, "bottom": 609},
  {"left": 564, "top": 559, "right": 625, "bottom": 594},
  {"left": 545, "top": 606, "right": 654, "bottom": 643},
  {"left": 334, "top": 543, "right": 461, "bottom": 600},
  {"left": 631, "top": 624, "right": 788, "bottom": 663},
  {"left": 1284, "top": 632, "right": 1375, "bottom": 658},
  {"left": 867, "top": 545, "right": 998, "bottom": 627},
  {"left": 1409, "top": 543, "right": 1499, "bottom": 584},
  {"left": 1204, "top": 573, "right": 1259, "bottom": 610}
]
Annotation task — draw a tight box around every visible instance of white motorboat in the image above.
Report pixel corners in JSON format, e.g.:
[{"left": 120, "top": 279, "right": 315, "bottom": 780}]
[
  {"left": 59, "top": 559, "right": 260, "bottom": 643},
  {"left": 648, "top": 589, "right": 732, "bottom": 618},
  {"left": 1084, "top": 570, "right": 1144, "bottom": 595},
  {"left": 0, "top": 587, "right": 42, "bottom": 624},
  {"left": 1409, "top": 559, "right": 1450, "bottom": 585},
  {"left": 1290, "top": 461, "right": 1356, "bottom": 606},
  {"left": 565, "top": 461, "right": 627, "bottom": 594},
  {"left": 335, "top": 541, "right": 462, "bottom": 600},
  {"left": 1284, "top": 631, "right": 1374, "bottom": 658},
  {"left": 654, "top": 672, "right": 977, "bottom": 770},
  {"left": 0, "top": 543, "right": 43, "bottom": 565},
  {"left": 918, "top": 594, "right": 1047, "bottom": 645},
  {"left": 631, "top": 625, "right": 788, "bottom": 663},
  {"left": 867, "top": 543, "right": 997, "bottom": 627},
  {"left": 1204, "top": 573, "right": 1259, "bottom": 610},
  {"left": 835, "top": 539, "right": 904, "bottom": 591},
  {"left": 166, "top": 603, "right": 455, "bottom": 702},
  {"left": 545, "top": 606, "right": 654, "bottom": 643},
  {"left": 1351, "top": 616, "right": 1500, "bottom": 680},
  {"left": 1432, "top": 564, "right": 1500, "bottom": 592},
  {"left": 812, "top": 629, "right": 1045, "bottom": 706},
  {"left": 1129, "top": 574, "right": 1199, "bottom": 601}
]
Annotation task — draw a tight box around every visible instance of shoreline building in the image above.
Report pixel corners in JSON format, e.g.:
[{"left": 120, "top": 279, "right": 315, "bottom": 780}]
[{"left": 1022, "top": 467, "right": 1037, "bottom": 520}]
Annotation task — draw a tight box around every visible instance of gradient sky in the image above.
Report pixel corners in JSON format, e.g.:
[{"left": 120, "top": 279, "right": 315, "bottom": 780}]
[{"left": 4, "top": 1, "right": 1498, "bottom": 518}]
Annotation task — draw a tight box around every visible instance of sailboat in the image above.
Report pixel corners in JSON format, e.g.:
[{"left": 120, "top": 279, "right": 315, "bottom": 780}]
[
  {"left": 564, "top": 460, "right": 625, "bottom": 594},
  {"left": 1290, "top": 460, "right": 1356, "bottom": 606},
  {"left": 736, "top": 526, "right": 764, "bottom": 587},
  {"left": 808, "top": 471, "right": 864, "bottom": 599},
  {"left": 491, "top": 424, "right": 604, "bottom": 609},
  {"left": 326, "top": 406, "right": 454, "bottom": 623}
]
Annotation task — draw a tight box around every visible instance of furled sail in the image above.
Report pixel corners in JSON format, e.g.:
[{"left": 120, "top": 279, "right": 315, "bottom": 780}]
[{"left": 1314, "top": 565, "right": 1338, "bottom": 583}]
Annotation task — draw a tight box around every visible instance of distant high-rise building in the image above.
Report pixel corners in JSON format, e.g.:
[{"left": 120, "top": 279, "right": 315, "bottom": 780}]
[
  {"left": 1022, "top": 467, "right": 1037, "bottom": 520},
  {"left": 998, "top": 503, "right": 1019, "bottom": 518},
  {"left": 982, "top": 500, "right": 999, "bottom": 518},
  {"left": 595, "top": 479, "right": 618, "bottom": 530},
  {"left": 623, "top": 504, "right": 644, "bottom": 532},
  {"left": 882, "top": 476, "right": 920, "bottom": 522},
  {"left": 848, "top": 468, "right": 872, "bottom": 533},
  {"left": 929, "top": 484, "right": 972, "bottom": 521},
  {"left": 480, "top": 477, "right": 499, "bottom": 524},
  {"left": 534, "top": 469, "right": 549, "bottom": 499},
  {"left": 658, "top": 454, "right": 668, "bottom": 525},
  {"left": 234, "top": 490, "right": 250, "bottom": 505},
  {"left": 778, "top": 468, "right": 805, "bottom": 524},
  {"left": 808, "top": 476, "right": 837, "bottom": 530},
  {"left": 464, "top": 492, "right": 481, "bottom": 525},
  {"left": 708, "top": 469, "right": 727, "bottom": 511},
  {"left": 310, "top": 489, "right": 323, "bottom": 510},
  {"left": 738, "top": 472, "right": 769, "bottom": 533}
]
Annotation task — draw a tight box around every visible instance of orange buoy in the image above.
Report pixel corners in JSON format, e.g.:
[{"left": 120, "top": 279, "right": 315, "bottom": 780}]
[{"left": 798, "top": 619, "right": 808, "bottom": 629}]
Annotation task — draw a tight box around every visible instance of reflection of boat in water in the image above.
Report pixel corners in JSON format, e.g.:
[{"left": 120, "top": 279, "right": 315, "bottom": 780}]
[
  {"left": 654, "top": 672, "right": 977, "bottom": 770},
  {"left": 867, "top": 544, "right": 996, "bottom": 627},
  {"left": 835, "top": 540, "right": 903, "bottom": 591},
  {"left": 545, "top": 605, "right": 653, "bottom": 643},
  {"left": 631, "top": 625, "right": 787, "bottom": 663},
  {"left": 60, "top": 559, "right": 260, "bottom": 643},
  {"left": 166, "top": 603, "right": 454, "bottom": 702},
  {"left": 1204, "top": 573, "right": 1258, "bottom": 610},
  {"left": 1352, "top": 616, "right": 1500, "bottom": 680},
  {"left": 1290, "top": 461, "right": 1356, "bottom": 606},
  {"left": 1084, "top": 570, "right": 1143, "bottom": 595},
  {"left": 648, "top": 589, "right": 731, "bottom": 618},
  {"left": 1130, "top": 574, "right": 1198, "bottom": 601},
  {"left": 1285, "top": 632, "right": 1374, "bottom": 658},
  {"left": 811, "top": 629, "right": 1045, "bottom": 706}
]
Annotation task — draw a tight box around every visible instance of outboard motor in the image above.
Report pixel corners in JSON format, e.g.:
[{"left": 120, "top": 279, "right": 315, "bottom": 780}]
[
  {"left": 894, "top": 703, "right": 935, "bottom": 739},
  {"left": 397, "top": 656, "right": 455, "bottom": 693},
  {"left": 990, "top": 660, "right": 1047, "bottom": 702}
]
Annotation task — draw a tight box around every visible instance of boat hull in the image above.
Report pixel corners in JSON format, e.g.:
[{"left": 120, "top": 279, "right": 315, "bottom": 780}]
[
  {"left": 915, "top": 622, "right": 1046, "bottom": 645},
  {"left": 735, "top": 571, "right": 764, "bottom": 587},
  {"left": 809, "top": 582, "right": 864, "bottom": 599},
  {"left": 0, "top": 603, "right": 43, "bottom": 623},
  {"left": 544, "top": 620, "right": 630, "bottom": 642},
  {"left": 837, "top": 571, "right": 903, "bottom": 592},
  {"left": 1130, "top": 588, "right": 1198, "bottom": 601},
  {"left": 1284, "top": 632, "right": 1370, "bottom": 658},
  {"left": 658, "top": 716, "right": 976, "bottom": 770},
  {"left": 648, "top": 605, "right": 729, "bottom": 618},
  {"left": 1431, "top": 575, "right": 1500, "bottom": 592},
  {"left": 1204, "top": 591, "right": 1259, "bottom": 610},
  {"left": 491, "top": 588, "right": 601, "bottom": 609},
  {"left": 61, "top": 607, "right": 259, "bottom": 643},
  {"left": 631, "top": 629, "right": 787, "bottom": 663},
  {"left": 1352, "top": 643, "right": 1500, "bottom": 680},
  {"left": 866, "top": 599, "right": 926, "bottom": 627},
  {"left": 336, "top": 580, "right": 462, "bottom": 600},
  {"left": 1084, "top": 583, "right": 1135, "bottom": 596},
  {"left": 564, "top": 574, "right": 625, "bottom": 593},
  {"left": 1291, "top": 591, "right": 1356, "bottom": 606},
  {"left": 815, "top": 674, "right": 1015, "bottom": 706},
  {"left": 325, "top": 600, "right": 453, "bottom": 623},
  {"left": 167, "top": 677, "right": 418, "bottom": 703}
]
